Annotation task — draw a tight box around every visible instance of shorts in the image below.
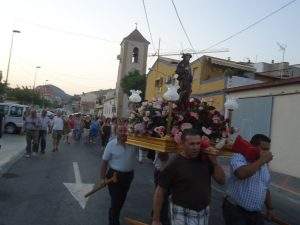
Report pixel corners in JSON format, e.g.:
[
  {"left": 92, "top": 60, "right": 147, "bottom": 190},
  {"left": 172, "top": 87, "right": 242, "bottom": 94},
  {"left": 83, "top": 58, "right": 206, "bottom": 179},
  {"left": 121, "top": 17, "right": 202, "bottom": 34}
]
[{"left": 52, "top": 130, "right": 63, "bottom": 142}]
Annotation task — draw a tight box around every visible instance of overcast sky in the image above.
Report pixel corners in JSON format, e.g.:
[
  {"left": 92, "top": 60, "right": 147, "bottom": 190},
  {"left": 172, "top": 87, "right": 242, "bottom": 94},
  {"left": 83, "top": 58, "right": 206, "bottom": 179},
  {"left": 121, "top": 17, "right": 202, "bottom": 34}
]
[{"left": 0, "top": 0, "right": 299, "bottom": 95}]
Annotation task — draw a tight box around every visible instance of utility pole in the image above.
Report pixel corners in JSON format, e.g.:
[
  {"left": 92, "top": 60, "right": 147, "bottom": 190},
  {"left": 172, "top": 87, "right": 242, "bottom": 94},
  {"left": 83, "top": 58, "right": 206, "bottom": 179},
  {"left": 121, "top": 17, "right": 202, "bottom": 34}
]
[
  {"left": 5, "top": 30, "right": 21, "bottom": 84},
  {"left": 33, "top": 66, "right": 41, "bottom": 89}
]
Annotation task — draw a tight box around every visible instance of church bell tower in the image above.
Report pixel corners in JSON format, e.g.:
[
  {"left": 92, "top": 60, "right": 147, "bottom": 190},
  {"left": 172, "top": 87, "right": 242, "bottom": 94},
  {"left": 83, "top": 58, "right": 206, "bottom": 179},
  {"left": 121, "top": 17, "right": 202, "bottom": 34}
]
[{"left": 116, "top": 29, "right": 150, "bottom": 118}]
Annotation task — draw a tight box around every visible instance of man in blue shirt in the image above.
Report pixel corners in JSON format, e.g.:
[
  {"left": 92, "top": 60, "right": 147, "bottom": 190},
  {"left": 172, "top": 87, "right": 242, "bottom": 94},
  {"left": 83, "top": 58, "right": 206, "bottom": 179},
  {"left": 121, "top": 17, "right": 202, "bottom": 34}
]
[
  {"left": 223, "top": 134, "right": 274, "bottom": 225},
  {"left": 100, "top": 121, "right": 136, "bottom": 225}
]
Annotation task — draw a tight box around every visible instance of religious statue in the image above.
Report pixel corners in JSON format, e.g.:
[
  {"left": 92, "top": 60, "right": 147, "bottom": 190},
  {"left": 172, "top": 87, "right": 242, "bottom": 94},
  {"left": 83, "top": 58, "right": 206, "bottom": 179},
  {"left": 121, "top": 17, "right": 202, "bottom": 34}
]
[{"left": 176, "top": 53, "right": 193, "bottom": 109}]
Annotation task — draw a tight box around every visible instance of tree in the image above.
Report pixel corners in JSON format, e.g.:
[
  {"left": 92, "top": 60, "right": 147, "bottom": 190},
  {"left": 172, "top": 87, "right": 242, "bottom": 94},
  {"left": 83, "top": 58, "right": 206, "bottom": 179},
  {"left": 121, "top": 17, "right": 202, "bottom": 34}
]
[
  {"left": 120, "top": 70, "right": 146, "bottom": 99},
  {"left": 6, "top": 86, "right": 52, "bottom": 107},
  {"left": 0, "top": 74, "right": 8, "bottom": 102}
]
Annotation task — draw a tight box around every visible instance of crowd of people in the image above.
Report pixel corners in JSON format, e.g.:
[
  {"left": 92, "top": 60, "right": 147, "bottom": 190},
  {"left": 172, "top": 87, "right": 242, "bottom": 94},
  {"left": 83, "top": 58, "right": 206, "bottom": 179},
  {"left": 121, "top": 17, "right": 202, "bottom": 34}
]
[
  {"left": 23, "top": 108, "right": 117, "bottom": 158},
  {"left": 100, "top": 121, "right": 274, "bottom": 225}
]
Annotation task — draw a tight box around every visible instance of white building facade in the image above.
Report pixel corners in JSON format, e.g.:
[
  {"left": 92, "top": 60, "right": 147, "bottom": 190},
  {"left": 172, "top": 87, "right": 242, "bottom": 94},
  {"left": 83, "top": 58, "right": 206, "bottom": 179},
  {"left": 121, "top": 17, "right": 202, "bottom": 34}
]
[{"left": 226, "top": 77, "right": 300, "bottom": 178}]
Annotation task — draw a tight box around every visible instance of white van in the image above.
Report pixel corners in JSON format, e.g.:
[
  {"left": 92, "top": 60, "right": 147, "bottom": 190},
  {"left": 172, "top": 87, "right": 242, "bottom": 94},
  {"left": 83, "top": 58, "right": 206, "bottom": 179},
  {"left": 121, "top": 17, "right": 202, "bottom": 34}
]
[{"left": 0, "top": 103, "right": 30, "bottom": 134}]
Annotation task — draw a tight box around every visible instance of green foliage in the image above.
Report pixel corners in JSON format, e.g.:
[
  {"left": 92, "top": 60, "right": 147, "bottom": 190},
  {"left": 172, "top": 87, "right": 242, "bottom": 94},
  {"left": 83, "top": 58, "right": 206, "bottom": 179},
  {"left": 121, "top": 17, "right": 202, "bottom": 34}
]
[
  {"left": 120, "top": 70, "right": 146, "bottom": 99},
  {"left": 6, "top": 86, "right": 56, "bottom": 108}
]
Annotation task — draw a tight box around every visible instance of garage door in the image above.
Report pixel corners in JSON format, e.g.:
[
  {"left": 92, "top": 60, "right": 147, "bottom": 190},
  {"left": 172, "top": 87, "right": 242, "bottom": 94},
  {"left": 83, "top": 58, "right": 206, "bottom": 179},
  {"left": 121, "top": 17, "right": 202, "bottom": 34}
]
[{"left": 232, "top": 96, "right": 273, "bottom": 141}]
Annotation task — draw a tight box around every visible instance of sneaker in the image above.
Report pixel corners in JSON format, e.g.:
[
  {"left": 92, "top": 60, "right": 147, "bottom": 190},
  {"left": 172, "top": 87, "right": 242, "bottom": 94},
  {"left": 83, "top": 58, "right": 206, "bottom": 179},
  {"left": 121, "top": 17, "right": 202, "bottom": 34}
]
[{"left": 26, "top": 154, "right": 31, "bottom": 158}]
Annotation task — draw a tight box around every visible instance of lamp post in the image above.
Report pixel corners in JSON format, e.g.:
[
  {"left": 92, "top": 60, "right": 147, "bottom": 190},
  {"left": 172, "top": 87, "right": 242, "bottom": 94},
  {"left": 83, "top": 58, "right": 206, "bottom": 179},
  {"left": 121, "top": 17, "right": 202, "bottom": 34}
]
[
  {"left": 5, "top": 30, "right": 21, "bottom": 84},
  {"left": 33, "top": 66, "right": 41, "bottom": 89}
]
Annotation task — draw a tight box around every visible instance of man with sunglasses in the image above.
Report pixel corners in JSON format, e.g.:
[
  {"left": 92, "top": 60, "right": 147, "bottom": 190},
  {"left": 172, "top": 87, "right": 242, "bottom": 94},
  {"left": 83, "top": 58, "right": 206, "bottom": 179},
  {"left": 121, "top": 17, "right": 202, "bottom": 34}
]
[
  {"left": 100, "top": 120, "right": 136, "bottom": 225},
  {"left": 152, "top": 129, "right": 225, "bottom": 225}
]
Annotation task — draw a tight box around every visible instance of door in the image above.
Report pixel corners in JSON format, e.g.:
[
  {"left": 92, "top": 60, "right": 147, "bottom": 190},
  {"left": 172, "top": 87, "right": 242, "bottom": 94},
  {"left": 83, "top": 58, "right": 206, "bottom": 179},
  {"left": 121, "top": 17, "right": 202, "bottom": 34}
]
[{"left": 231, "top": 96, "right": 273, "bottom": 141}]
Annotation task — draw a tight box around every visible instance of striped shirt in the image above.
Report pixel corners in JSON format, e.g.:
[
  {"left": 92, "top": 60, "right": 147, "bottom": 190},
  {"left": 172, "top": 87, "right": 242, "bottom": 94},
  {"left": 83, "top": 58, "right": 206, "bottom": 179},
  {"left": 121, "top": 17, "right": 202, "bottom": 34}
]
[{"left": 226, "top": 153, "right": 271, "bottom": 212}]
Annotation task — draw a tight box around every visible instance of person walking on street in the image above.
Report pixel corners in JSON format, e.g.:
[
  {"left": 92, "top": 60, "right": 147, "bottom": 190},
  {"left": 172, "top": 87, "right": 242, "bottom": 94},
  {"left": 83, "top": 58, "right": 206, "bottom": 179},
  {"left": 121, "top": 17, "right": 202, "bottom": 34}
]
[
  {"left": 152, "top": 152, "right": 175, "bottom": 225},
  {"left": 152, "top": 129, "right": 225, "bottom": 225},
  {"left": 73, "top": 114, "right": 82, "bottom": 141},
  {"left": 100, "top": 121, "right": 137, "bottom": 225},
  {"left": 89, "top": 117, "right": 101, "bottom": 144},
  {"left": 63, "top": 116, "right": 71, "bottom": 144},
  {"left": 222, "top": 134, "right": 274, "bottom": 225},
  {"left": 102, "top": 118, "right": 111, "bottom": 148},
  {"left": 38, "top": 109, "right": 50, "bottom": 154},
  {"left": 24, "top": 109, "right": 40, "bottom": 158},
  {"left": 52, "top": 111, "right": 64, "bottom": 152},
  {"left": 83, "top": 115, "right": 91, "bottom": 144}
]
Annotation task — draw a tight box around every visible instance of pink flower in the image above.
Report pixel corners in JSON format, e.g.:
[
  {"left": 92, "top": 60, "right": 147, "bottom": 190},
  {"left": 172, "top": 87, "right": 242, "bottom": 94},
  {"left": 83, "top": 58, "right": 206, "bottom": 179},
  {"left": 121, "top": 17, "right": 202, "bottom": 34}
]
[
  {"left": 177, "top": 115, "right": 184, "bottom": 122},
  {"left": 190, "top": 112, "right": 199, "bottom": 120},
  {"left": 174, "top": 131, "right": 183, "bottom": 144},
  {"left": 171, "top": 126, "right": 180, "bottom": 136},
  {"left": 134, "top": 123, "right": 145, "bottom": 134},
  {"left": 181, "top": 123, "right": 193, "bottom": 130},
  {"left": 143, "top": 116, "right": 150, "bottom": 122},
  {"left": 189, "top": 98, "right": 195, "bottom": 102},
  {"left": 153, "top": 102, "right": 162, "bottom": 109},
  {"left": 154, "top": 126, "right": 166, "bottom": 137},
  {"left": 202, "top": 127, "right": 212, "bottom": 135}
]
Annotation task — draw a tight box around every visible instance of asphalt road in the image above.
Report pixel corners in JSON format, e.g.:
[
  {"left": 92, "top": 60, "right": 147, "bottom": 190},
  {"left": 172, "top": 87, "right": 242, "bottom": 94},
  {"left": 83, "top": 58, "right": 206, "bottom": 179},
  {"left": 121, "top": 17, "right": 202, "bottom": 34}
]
[{"left": 0, "top": 137, "right": 299, "bottom": 225}]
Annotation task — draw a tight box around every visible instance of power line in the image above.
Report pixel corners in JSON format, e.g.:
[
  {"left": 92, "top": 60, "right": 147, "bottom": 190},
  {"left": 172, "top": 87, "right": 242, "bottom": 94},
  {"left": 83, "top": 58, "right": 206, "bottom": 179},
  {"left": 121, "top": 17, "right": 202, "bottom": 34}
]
[
  {"left": 203, "top": 0, "right": 297, "bottom": 51},
  {"left": 16, "top": 19, "right": 119, "bottom": 44},
  {"left": 142, "top": 0, "right": 156, "bottom": 52},
  {"left": 170, "top": 0, "right": 195, "bottom": 51}
]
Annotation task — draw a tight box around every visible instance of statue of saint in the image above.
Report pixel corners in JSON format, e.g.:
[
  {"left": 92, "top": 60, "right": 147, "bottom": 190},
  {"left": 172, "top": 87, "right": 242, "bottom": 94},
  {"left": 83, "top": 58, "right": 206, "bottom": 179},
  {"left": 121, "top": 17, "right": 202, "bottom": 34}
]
[{"left": 176, "top": 53, "right": 193, "bottom": 109}]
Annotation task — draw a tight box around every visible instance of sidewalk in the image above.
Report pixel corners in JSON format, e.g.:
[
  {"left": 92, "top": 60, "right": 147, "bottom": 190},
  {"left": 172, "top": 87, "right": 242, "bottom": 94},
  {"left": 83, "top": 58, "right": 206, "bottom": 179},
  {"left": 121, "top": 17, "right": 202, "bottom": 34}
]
[{"left": 0, "top": 134, "right": 26, "bottom": 175}]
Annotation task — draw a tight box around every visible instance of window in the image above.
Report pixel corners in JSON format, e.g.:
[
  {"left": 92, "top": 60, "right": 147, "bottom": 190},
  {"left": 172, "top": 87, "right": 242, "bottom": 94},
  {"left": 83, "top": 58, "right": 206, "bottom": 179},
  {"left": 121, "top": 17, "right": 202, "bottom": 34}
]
[
  {"left": 132, "top": 47, "right": 139, "bottom": 63},
  {"left": 9, "top": 106, "right": 23, "bottom": 117},
  {"left": 0, "top": 105, "right": 9, "bottom": 115}
]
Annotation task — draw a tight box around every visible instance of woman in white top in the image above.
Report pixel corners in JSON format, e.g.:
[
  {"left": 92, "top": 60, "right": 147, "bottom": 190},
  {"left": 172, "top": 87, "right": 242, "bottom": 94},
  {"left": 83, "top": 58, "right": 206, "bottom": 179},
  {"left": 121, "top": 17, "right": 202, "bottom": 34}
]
[{"left": 52, "top": 111, "right": 64, "bottom": 152}]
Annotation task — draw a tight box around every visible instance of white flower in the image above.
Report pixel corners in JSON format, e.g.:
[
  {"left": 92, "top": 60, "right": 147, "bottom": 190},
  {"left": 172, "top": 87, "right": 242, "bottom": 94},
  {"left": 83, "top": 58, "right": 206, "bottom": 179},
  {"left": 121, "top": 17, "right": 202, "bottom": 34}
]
[
  {"left": 142, "top": 101, "right": 148, "bottom": 106},
  {"left": 143, "top": 116, "right": 150, "bottom": 122},
  {"left": 145, "top": 111, "right": 150, "bottom": 116},
  {"left": 129, "top": 90, "right": 142, "bottom": 103},
  {"left": 138, "top": 106, "right": 145, "bottom": 114},
  {"left": 163, "top": 84, "right": 179, "bottom": 101},
  {"left": 130, "top": 113, "right": 135, "bottom": 119}
]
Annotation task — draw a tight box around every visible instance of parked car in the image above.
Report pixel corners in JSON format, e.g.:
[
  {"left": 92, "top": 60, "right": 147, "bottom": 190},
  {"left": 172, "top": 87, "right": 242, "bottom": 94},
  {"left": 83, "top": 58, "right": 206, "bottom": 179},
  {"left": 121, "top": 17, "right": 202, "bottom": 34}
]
[{"left": 0, "top": 103, "right": 30, "bottom": 134}]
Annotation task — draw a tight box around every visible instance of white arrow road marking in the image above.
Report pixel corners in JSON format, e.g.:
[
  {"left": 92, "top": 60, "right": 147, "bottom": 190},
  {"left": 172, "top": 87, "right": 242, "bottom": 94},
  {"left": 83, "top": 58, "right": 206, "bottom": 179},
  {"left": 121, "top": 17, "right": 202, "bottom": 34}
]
[{"left": 63, "top": 162, "right": 94, "bottom": 209}]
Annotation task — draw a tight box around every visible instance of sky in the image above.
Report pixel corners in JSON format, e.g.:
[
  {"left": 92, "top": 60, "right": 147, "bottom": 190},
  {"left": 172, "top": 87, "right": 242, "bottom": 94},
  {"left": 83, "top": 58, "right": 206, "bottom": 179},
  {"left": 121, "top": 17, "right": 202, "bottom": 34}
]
[{"left": 0, "top": 0, "right": 299, "bottom": 95}]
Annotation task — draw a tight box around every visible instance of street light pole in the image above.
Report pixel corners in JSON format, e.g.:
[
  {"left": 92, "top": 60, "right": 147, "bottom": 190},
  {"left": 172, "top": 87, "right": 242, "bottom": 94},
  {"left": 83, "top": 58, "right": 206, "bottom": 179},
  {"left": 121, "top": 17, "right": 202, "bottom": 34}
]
[
  {"left": 5, "top": 30, "right": 21, "bottom": 84},
  {"left": 33, "top": 66, "right": 41, "bottom": 89}
]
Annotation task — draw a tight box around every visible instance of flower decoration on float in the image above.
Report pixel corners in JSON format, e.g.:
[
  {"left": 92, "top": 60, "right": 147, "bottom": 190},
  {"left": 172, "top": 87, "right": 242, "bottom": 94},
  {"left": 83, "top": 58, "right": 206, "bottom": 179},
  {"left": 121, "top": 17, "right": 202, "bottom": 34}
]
[
  {"left": 127, "top": 76, "right": 235, "bottom": 153},
  {"left": 129, "top": 90, "right": 142, "bottom": 103}
]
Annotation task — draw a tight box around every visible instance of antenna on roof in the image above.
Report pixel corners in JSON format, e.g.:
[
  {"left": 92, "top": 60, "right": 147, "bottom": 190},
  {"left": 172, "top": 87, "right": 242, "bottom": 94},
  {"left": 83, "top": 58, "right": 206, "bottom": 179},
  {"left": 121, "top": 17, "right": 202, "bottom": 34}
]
[{"left": 276, "top": 42, "right": 287, "bottom": 78}]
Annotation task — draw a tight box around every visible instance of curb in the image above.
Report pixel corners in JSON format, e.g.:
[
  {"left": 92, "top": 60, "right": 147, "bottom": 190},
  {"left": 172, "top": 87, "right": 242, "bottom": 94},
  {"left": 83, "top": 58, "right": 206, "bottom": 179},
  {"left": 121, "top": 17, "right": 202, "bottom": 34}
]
[{"left": 0, "top": 148, "right": 25, "bottom": 175}]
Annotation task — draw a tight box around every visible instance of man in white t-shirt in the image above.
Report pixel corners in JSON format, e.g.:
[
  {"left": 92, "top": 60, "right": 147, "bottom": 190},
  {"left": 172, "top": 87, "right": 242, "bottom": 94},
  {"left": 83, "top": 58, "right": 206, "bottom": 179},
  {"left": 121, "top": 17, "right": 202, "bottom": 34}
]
[
  {"left": 100, "top": 121, "right": 136, "bottom": 225},
  {"left": 52, "top": 111, "right": 64, "bottom": 152}
]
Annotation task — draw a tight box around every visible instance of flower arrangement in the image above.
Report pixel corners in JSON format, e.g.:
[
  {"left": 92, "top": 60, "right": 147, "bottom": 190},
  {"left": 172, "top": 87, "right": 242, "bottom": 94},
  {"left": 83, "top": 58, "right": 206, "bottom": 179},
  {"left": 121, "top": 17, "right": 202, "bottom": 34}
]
[{"left": 128, "top": 96, "right": 232, "bottom": 149}]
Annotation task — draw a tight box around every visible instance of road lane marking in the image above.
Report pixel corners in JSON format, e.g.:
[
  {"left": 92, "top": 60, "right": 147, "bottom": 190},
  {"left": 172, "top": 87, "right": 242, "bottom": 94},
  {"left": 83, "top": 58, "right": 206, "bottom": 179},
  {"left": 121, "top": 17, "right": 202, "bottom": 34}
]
[{"left": 63, "top": 162, "right": 94, "bottom": 209}]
